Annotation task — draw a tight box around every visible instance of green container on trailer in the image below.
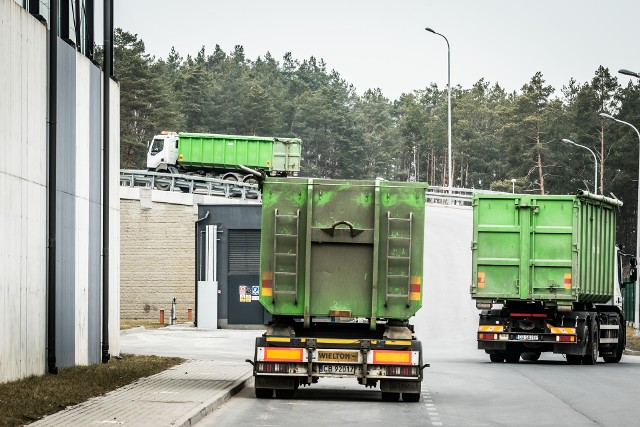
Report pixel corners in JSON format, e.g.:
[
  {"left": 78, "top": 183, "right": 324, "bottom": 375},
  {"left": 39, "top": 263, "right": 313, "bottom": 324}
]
[
  {"left": 259, "top": 177, "right": 428, "bottom": 324},
  {"left": 471, "top": 192, "right": 620, "bottom": 305},
  {"left": 177, "top": 132, "right": 301, "bottom": 174}
]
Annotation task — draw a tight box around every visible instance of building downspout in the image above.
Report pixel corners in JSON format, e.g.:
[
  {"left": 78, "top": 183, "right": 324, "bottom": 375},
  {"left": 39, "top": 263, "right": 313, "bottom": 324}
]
[
  {"left": 101, "top": 0, "right": 113, "bottom": 364},
  {"left": 47, "top": 0, "right": 59, "bottom": 375},
  {"left": 194, "top": 212, "right": 210, "bottom": 327}
]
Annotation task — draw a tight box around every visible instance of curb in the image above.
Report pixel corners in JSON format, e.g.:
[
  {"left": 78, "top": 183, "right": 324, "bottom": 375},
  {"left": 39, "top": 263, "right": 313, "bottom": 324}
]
[
  {"left": 120, "top": 326, "right": 145, "bottom": 335},
  {"left": 624, "top": 349, "right": 640, "bottom": 356},
  {"left": 174, "top": 373, "right": 253, "bottom": 427}
]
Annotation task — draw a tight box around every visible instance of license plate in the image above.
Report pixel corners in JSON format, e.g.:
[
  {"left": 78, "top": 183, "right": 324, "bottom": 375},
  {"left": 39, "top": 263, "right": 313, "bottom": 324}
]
[
  {"left": 515, "top": 334, "right": 539, "bottom": 341},
  {"left": 319, "top": 364, "right": 355, "bottom": 375},
  {"left": 317, "top": 350, "right": 359, "bottom": 363}
]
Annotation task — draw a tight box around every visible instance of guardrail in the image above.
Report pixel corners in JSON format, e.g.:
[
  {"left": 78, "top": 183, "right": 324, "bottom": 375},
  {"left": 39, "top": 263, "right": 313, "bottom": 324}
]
[
  {"left": 119, "top": 169, "right": 261, "bottom": 201},
  {"left": 120, "top": 171, "right": 508, "bottom": 204},
  {"left": 425, "top": 186, "right": 508, "bottom": 206}
]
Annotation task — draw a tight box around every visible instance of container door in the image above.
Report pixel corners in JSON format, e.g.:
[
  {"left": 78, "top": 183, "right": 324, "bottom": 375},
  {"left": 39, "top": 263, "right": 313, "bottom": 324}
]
[
  {"left": 272, "top": 140, "right": 287, "bottom": 172},
  {"left": 529, "top": 197, "right": 575, "bottom": 301},
  {"left": 308, "top": 181, "right": 376, "bottom": 318},
  {"left": 473, "top": 196, "right": 523, "bottom": 300}
]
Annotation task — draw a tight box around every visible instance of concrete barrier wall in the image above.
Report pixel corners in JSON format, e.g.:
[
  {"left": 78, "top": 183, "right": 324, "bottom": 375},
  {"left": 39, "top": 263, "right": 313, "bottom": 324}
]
[
  {"left": 119, "top": 188, "right": 258, "bottom": 323},
  {"left": 0, "top": 0, "right": 48, "bottom": 383},
  {"left": 0, "top": 0, "right": 120, "bottom": 382}
]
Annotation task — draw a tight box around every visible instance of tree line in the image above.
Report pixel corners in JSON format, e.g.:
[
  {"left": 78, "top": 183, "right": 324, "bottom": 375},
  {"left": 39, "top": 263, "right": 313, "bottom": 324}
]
[{"left": 113, "top": 29, "right": 640, "bottom": 250}]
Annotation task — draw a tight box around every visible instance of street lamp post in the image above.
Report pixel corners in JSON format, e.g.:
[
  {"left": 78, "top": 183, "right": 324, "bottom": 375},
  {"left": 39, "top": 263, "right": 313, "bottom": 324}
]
[
  {"left": 619, "top": 69, "right": 640, "bottom": 78},
  {"left": 511, "top": 178, "right": 516, "bottom": 194},
  {"left": 561, "top": 138, "right": 598, "bottom": 195},
  {"left": 599, "top": 112, "right": 640, "bottom": 334},
  {"left": 425, "top": 27, "right": 452, "bottom": 193}
]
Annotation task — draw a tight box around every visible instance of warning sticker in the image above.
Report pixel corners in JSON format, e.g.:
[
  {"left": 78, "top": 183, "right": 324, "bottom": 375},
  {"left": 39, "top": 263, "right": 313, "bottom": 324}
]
[{"left": 239, "top": 285, "right": 247, "bottom": 295}]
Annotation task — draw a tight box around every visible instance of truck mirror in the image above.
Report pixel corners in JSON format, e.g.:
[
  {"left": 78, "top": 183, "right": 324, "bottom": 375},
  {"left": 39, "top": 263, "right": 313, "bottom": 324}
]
[{"left": 631, "top": 266, "right": 638, "bottom": 283}]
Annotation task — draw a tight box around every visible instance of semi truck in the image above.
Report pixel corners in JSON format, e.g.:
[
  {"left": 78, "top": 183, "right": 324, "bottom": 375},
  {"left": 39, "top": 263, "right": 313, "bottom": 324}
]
[
  {"left": 470, "top": 191, "right": 636, "bottom": 364},
  {"left": 146, "top": 131, "right": 302, "bottom": 187},
  {"left": 247, "top": 177, "right": 429, "bottom": 401}
]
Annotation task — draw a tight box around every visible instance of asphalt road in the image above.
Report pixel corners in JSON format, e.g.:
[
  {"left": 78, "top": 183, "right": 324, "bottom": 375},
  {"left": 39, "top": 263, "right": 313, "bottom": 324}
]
[{"left": 124, "top": 204, "right": 640, "bottom": 426}]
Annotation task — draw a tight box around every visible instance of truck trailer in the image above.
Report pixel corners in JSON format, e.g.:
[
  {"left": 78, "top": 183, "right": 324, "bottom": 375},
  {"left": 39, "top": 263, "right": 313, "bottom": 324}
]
[
  {"left": 247, "top": 177, "right": 429, "bottom": 401},
  {"left": 471, "top": 191, "right": 636, "bottom": 364},
  {"left": 146, "top": 131, "right": 302, "bottom": 186}
]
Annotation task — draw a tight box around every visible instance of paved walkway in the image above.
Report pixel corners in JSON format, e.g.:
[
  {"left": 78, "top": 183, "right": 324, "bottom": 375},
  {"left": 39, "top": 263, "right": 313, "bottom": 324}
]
[{"left": 30, "top": 360, "right": 252, "bottom": 427}]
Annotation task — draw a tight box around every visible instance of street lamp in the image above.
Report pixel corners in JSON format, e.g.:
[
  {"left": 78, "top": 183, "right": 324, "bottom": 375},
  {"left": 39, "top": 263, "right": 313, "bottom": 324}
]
[
  {"left": 511, "top": 178, "right": 516, "bottom": 194},
  {"left": 425, "top": 27, "right": 452, "bottom": 193},
  {"left": 619, "top": 69, "right": 640, "bottom": 78},
  {"left": 599, "top": 112, "right": 640, "bottom": 334},
  {"left": 561, "top": 139, "right": 598, "bottom": 195}
]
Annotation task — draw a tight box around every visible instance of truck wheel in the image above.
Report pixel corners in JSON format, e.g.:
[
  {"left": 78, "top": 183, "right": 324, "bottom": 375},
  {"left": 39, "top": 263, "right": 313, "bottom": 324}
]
[
  {"left": 402, "top": 392, "right": 421, "bottom": 402},
  {"left": 505, "top": 352, "right": 521, "bottom": 363},
  {"left": 255, "top": 388, "right": 273, "bottom": 398},
  {"left": 381, "top": 392, "right": 400, "bottom": 402},
  {"left": 275, "top": 388, "right": 294, "bottom": 399},
  {"left": 582, "top": 321, "right": 599, "bottom": 365},
  {"left": 566, "top": 354, "right": 582, "bottom": 365},
  {"left": 489, "top": 353, "right": 505, "bottom": 363},
  {"left": 521, "top": 352, "right": 541, "bottom": 361},
  {"left": 603, "top": 323, "right": 624, "bottom": 363}
]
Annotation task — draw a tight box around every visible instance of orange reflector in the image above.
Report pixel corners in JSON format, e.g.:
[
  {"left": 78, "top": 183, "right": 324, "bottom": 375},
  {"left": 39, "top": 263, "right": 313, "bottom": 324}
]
[
  {"left": 372, "top": 350, "right": 412, "bottom": 365},
  {"left": 478, "top": 272, "right": 485, "bottom": 288},
  {"left": 264, "top": 347, "right": 303, "bottom": 362}
]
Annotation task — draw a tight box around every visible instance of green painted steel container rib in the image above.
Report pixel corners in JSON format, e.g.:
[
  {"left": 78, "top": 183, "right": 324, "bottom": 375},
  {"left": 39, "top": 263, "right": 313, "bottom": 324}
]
[
  {"left": 259, "top": 178, "right": 428, "bottom": 321},
  {"left": 177, "top": 132, "right": 302, "bottom": 174},
  {"left": 471, "top": 193, "right": 620, "bottom": 304}
]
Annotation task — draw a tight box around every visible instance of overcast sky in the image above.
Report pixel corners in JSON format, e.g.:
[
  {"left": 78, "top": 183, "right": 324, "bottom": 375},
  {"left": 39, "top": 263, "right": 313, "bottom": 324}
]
[{"left": 99, "top": 0, "right": 639, "bottom": 100}]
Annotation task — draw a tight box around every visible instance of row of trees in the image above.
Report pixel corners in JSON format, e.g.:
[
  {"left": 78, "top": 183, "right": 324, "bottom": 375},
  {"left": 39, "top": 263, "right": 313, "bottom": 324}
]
[{"left": 113, "top": 29, "right": 640, "bottom": 250}]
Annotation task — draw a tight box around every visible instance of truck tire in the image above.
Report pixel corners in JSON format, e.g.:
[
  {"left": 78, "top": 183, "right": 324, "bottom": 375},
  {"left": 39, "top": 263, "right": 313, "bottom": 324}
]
[
  {"left": 582, "top": 320, "right": 599, "bottom": 365},
  {"left": 275, "top": 388, "right": 294, "bottom": 399},
  {"left": 255, "top": 388, "right": 273, "bottom": 398},
  {"left": 521, "top": 352, "right": 541, "bottom": 361},
  {"left": 603, "top": 323, "right": 624, "bottom": 363},
  {"left": 402, "top": 392, "right": 421, "bottom": 402},
  {"left": 505, "top": 351, "right": 521, "bottom": 363},
  {"left": 489, "top": 353, "right": 505, "bottom": 363},
  {"left": 381, "top": 392, "right": 400, "bottom": 402},
  {"left": 566, "top": 354, "right": 582, "bottom": 365}
]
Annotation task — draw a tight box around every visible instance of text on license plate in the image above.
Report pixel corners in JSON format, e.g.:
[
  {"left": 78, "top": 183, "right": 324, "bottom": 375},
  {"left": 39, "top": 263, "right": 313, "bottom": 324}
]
[
  {"left": 319, "top": 364, "right": 355, "bottom": 374},
  {"left": 515, "top": 334, "right": 539, "bottom": 341}
]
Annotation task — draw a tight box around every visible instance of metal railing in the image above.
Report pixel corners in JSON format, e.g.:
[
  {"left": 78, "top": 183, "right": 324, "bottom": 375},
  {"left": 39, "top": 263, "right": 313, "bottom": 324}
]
[
  {"left": 425, "top": 186, "right": 509, "bottom": 206},
  {"left": 119, "top": 169, "right": 261, "bottom": 201}
]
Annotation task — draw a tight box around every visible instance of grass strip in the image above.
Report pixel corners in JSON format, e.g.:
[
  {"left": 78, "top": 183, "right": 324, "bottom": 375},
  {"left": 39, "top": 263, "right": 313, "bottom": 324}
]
[{"left": 0, "top": 354, "right": 183, "bottom": 427}]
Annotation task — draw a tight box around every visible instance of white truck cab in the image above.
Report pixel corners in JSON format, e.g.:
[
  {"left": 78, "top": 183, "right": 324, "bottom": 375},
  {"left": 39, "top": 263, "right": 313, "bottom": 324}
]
[{"left": 147, "top": 131, "right": 179, "bottom": 172}]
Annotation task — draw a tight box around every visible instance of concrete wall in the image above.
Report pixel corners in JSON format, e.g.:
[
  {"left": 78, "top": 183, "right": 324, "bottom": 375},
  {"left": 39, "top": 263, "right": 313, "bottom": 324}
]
[
  {"left": 0, "top": 0, "right": 120, "bottom": 382},
  {"left": 119, "top": 187, "right": 258, "bottom": 322},
  {"left": 0, "top": 0, "right": 48, "bottom": 382}
]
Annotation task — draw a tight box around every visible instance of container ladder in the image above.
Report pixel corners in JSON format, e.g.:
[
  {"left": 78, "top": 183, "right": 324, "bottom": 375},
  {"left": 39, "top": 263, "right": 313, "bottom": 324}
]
[
  {"left": 272, "top": 209, "right": 300, "bottom": 304},
  {"left": 385, "top": 212, "right": 413, "bottom": 307}
]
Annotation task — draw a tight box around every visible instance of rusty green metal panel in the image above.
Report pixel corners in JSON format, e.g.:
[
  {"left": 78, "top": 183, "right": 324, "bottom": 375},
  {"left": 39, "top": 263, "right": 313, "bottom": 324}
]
[
  {"left": 260, "top": 178, "right": 427, "bottom": 322},
  {"left": 177, "top": 132, "right": 301, "bottom": 174},
  {"left": 471, "top": 193, "right": 619, "bottom": 304}
]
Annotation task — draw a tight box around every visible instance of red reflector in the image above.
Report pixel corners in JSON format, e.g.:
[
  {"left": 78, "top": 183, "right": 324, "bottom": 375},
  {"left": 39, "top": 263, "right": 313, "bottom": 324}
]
[
  {"left": 510, "top": 313, "right": 547, "bottom": 318},
  {"left": 479, "top": 333, "right": 496, "bottom": 340},
  {"left": 556, "top": 335, "right": 575, "bottom": 342}
]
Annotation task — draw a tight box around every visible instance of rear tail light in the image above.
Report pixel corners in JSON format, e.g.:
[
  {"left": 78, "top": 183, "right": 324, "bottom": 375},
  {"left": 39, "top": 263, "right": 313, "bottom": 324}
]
[
  {"left": 556, "top": 335, "right": 576, "bottom": 342},
  {"left": 386, "top": 365, "right": 418, "bottom": 376},
  {"left": 257, "top": 362, "right": 289, "bottom": 373},
  {"left": 478, "top": 333, "right": 496, "bottom": 340}
]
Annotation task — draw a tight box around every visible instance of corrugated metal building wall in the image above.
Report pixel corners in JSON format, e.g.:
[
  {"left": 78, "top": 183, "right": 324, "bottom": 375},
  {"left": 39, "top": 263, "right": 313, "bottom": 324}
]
[{"left": 0, "top": 0, "right": 120, "bottom": 383}]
